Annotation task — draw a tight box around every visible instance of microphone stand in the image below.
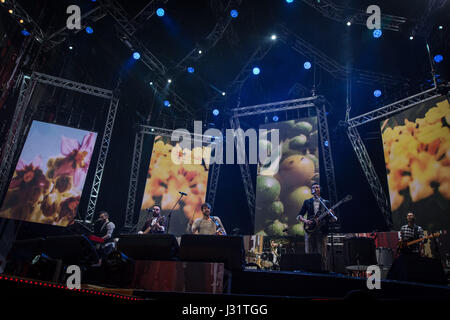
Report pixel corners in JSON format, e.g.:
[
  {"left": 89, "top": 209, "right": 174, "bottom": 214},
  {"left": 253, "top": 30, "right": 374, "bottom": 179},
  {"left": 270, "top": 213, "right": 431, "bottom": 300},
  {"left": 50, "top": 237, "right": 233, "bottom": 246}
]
[
  {"left": 166, "top": 194, "right": 186, "bottom": 234},
  {"left": 315, "top": 194, "right": 338, "bottom": 273}
]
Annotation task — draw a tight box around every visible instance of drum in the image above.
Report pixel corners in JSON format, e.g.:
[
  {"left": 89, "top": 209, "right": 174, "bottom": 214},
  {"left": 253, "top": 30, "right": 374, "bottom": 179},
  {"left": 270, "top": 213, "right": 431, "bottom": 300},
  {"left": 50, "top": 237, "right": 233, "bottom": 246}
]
[
  {"left": 260, "top": 260, "right": 273, "bottom": 269},
  {"left": 343, "top": 237, "right": 377, "bottom": 268},
  {"left": 376, "top": 247, "right": 394, "bottom": 267},
  {"left": 246, "top": 251, "right": 260, "bottom": 264},
  {"left": 260, "top": 252, "right": 274, "bottom": 269}
]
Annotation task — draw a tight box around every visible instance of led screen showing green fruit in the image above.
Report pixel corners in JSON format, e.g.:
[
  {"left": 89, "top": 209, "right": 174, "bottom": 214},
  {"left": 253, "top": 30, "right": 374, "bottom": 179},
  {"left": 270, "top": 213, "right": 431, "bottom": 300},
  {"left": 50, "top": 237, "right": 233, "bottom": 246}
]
[{"left": 255, "top": 117, "right": 319, "bottom": 236}]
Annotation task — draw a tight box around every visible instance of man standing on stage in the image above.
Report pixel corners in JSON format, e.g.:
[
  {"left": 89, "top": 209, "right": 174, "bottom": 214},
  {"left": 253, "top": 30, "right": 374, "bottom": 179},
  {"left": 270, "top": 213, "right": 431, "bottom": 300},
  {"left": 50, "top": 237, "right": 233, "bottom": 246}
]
[
  {"left": 138, "top": 205, "right": 167, "bottom": 234},
  {"left": 191, "top": 203, "right": 227, "bottom": 235},
  {"left": 93, "top": 211, "right": 116, "bottom": 263},
  {"left": 296, "top": 183, "right": 334, "bottom": 270},
  {"left": 399, "top": 212, "right": 425, "bottom": 256}
]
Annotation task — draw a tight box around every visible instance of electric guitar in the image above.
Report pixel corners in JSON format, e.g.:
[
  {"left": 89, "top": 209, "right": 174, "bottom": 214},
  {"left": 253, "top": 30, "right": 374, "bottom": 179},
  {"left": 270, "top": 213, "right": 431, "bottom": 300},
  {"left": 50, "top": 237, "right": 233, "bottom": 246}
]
[
  {"left": 397, "top": 230, "right": 447, "bottom": 253},
  {"left": 304, "top": 195, "right": 352, "bottom": 234}
]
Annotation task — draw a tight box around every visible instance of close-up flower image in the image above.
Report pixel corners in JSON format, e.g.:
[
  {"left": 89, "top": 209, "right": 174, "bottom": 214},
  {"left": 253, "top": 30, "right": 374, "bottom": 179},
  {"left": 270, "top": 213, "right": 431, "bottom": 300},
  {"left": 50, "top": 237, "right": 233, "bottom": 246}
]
[{"left": 0, "top": 121, "right": 97, "bottom": 226}]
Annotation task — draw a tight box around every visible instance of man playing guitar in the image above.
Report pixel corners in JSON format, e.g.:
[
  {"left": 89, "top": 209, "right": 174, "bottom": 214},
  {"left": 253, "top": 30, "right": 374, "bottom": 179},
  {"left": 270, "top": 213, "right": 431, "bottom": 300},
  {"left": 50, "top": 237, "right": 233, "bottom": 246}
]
[
  {"left": 399, "top": 212, "right": 425, "bottom": 256},
  {"left": 138, "top": 205, "right": 167, "bottom": 234},
  {"left": 296, "top": 183, "right": 335, "bottom": 270},
  {"left": 191, "top": 202, "right": 226, "bottom": 235}
]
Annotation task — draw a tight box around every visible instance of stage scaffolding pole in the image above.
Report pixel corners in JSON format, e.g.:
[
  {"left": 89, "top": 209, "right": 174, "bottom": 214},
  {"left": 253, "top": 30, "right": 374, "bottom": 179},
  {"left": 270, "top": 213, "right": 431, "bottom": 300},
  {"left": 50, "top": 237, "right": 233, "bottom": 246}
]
[{"left": 124, "top": 131, "right": 144, "bottom": 229}]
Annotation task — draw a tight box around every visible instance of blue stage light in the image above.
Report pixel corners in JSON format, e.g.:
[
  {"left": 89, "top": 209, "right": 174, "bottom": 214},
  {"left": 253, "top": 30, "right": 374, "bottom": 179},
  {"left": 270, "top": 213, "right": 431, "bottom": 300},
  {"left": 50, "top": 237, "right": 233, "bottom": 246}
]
[
  {"left": 253, "top": 67, "right": 260, "bottom": 75},
  {"left": 164, "top": 100, "right": 171, "bottom": 107},
  {"left": 286, "top": 0, "right": 294, "bottom": 3},
  {"left": 273, "top": 116, "right": 279, "bottom": 122},
  {"left": 374, "top": 89, "right": 382, "bottom": 97},
  {"left": 156, "top": 8, "right": 165, "bottom": 17},
  {"left": 434, "top": 54, "right": 443, "bottom": 63},
  {"left": 304, "top": 61, "right": 312, "bottom": 70},
  {"left": 324, "top": 140, "right": 329, "bottom": 147},
  {"left": 21, "top": 30, "right": 31, "bottom": 36},
  {"left": 133, "top": 52, "right": 140, "bottom": 60},
  {"left": 187, "top": 67, "right": 195, "bottom": 73},
  {"left": 230, "top": 10, "right": 238, "bottom": 18},
  {"left": 213, "top": 109, "right": 219, "bottom": 116},
  {"left": 85, "top": 26, "right": 93, "bottom": 34},
  {"left": 373, "top": 29, "right": 382, "bottom": 38}
]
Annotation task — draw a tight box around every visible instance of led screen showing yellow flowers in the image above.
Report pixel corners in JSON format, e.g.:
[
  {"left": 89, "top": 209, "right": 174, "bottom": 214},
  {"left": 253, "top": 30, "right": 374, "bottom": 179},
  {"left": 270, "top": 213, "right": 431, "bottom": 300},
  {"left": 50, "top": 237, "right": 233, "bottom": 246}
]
[
  {"left": 140, "top": 136, "right": 211, "bottom": 235},
  {"left": 381, "top": 98, "right": 450, "bottom": 231}
]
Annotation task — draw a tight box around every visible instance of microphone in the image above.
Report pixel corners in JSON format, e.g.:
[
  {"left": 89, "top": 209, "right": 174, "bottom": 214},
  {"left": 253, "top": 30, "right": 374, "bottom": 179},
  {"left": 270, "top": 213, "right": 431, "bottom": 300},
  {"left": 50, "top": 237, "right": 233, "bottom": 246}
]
[
  {"left": 179, "top": 191, "right": 188, "bottom": 196},
  {"left": 145, "top": 208, "right": 154, "bottom": 212}
]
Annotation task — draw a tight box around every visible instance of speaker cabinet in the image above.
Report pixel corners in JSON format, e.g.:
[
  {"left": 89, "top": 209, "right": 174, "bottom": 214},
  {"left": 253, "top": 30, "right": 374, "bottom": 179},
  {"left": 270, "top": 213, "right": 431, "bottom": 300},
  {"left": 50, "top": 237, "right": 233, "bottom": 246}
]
[
  {"left": 387, "top": 254, "right": 446, "bottom": 285},
  {"left": 117, "top": 234, "right": 179, "bottom": 260},
  {"left": 279, "top": 253, "right": 322, "bottom": 272},
  {"left": 179, "top": 235, "right": 245, "bottom": 270}
]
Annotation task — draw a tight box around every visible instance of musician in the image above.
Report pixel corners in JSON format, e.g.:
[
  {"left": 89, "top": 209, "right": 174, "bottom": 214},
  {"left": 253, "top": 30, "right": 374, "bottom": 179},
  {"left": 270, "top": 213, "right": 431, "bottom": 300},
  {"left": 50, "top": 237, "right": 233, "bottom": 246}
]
[
  {"left": 138, "top": 205, "right": 167, "bottom": 234},
  {"left": 93, "top": 211, "right": 116, "bottom": 261},
  {"left": 191, "top": 203, "right": 226, "bottom": 235},
  {"left": 296, "top": 183, "right": 334, "bottom": 270},
  {"left": 399, "top": 212, "right": 425, "bottom": 256}
]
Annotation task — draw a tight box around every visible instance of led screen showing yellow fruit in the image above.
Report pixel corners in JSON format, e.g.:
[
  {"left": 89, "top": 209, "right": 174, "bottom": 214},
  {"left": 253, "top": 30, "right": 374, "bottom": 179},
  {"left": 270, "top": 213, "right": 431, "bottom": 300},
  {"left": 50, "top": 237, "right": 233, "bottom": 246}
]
[
  {"left": 0, "top": 121, "right": 97, "bottom": 226},
  {"left": 140, "top": 136, "right": 211, "bottom": 235},
  {"left": 254, "top": 117, "right": 319, "bottom": 236},
  {"left": 381, "top": 98, "right": 450, "bottom": 231}
]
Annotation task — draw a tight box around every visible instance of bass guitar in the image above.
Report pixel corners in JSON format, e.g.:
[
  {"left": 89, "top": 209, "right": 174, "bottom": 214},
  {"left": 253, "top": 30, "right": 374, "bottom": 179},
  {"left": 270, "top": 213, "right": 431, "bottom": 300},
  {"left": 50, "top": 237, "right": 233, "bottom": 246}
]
[
  {"left": 304, "top": 195, "right": 352, "bottom": 234},
  {"left": 397, "top": 230, "right": 447, "bottom": 253}
]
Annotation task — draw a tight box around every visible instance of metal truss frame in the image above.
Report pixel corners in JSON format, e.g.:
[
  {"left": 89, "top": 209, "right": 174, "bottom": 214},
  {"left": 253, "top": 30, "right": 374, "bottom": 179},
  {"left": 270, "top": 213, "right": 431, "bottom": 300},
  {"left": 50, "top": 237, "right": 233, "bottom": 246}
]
[
  {"left": 175, "top": 0, "right": 243, "bottom": 71},
  {"left": 85, "top": 95, "right": 120, "bottom": 223},
  {"left": 230, "top": 96, "right": 338, "bottom": 229},
  {"left": 124, "top": 131, "right": 145, "bottom": 228},
  {"left": 0, "top": 75, "right": 35, "bottom": 202},
  {"left": 204, "top": 40, "right": 275, "bottom": 110},
  {"left": 345, "top": 87, "right": 441, "bottom": 228},
  {"left": 123, "top": 124, "right": 218, "bottom": 229},
  {"left": 279, "top": 24, "right": 409, "bottom": 87},
  {"left": 45, "top": 6, "right": 108, "bottom": 50},
  {"left": 347, "top": 88, "right": 440, "bottom": 128},
  {"left": 100, "top": 0, "right": 195, "bottom": 116},
  {"left": 300, "top": 0, "right": 407, "bottom": 32},
  {"left": 0, "top": 72, "right": 118, "bottom": 224},
  {"left": 229, "top": 116, "right": 256, "bottom": 222},
  {"left": 0, "top": 0, "right": 46, "bottom": 43}
]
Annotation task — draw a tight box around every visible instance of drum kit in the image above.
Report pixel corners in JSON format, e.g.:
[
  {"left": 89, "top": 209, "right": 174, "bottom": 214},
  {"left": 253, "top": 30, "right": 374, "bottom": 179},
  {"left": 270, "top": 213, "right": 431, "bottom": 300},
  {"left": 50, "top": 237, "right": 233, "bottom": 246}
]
[{"left": 343, "top": 237, "right": 394, "bottom": 278}]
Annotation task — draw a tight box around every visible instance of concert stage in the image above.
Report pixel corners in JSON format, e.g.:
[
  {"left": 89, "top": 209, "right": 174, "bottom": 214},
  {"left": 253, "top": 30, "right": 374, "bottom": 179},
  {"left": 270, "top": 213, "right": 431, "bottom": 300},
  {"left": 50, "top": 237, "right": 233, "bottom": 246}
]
[{"left": 2, "top": 268, "right": 449, "bottom": 302}]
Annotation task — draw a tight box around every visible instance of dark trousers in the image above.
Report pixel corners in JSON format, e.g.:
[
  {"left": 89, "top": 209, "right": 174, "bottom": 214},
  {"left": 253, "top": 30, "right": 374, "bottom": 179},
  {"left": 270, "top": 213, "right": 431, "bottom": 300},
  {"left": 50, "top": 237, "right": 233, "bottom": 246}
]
[{"left": 305, "top": 231, "right": 327, "bottom": 270}]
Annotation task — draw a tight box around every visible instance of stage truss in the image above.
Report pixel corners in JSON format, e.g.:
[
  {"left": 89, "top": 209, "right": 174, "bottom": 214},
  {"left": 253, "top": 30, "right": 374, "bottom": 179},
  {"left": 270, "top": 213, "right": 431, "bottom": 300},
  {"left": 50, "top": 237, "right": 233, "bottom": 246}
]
[
  {"left": 230, "top": 96, "right": 338, "bottom": 229},
  {"left": 0, "top": 72, "right": 119, "bottom": 224},
  {"left": 345, "top": 87, "right": 441, "bottom": 228}
]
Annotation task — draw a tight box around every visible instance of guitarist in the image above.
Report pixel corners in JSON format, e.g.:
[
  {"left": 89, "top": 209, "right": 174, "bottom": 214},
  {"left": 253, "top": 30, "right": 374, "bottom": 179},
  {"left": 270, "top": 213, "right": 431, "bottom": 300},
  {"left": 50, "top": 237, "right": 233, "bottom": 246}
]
[
  {"left": 296, "top": 183, "right": 333, "bottom": 270},
  {"left": 399, "top": 212, "right": 425, "bottom": 256},
  {"left": 138, "top": 205, "right": 167, "bottom": 234},
  {"left": 192, "top": 202, "right": 227, "bottom": 235}
]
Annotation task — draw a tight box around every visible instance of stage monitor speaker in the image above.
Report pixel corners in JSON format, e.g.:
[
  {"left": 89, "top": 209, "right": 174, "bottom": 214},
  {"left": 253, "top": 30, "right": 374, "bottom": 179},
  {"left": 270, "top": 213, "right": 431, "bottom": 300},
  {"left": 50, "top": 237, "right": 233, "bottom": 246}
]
[
  {"left": 117, "top": 234, "right": 179, "bottom": 260},
  {"left": 43, "top": 235, "right": 98, "bottom": 265},
  {"left": 279, "top": 253, "right": 322, "bottom": 272},
  {"left": 387, "top": 254, "right": 446, "bottom": 285},
  {"left": 179, "top": 235, "right": 245, "bottom": 270}
]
